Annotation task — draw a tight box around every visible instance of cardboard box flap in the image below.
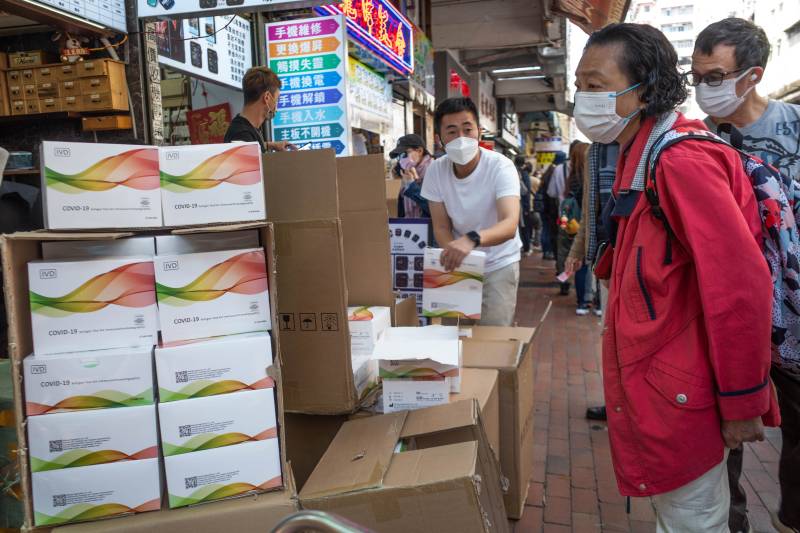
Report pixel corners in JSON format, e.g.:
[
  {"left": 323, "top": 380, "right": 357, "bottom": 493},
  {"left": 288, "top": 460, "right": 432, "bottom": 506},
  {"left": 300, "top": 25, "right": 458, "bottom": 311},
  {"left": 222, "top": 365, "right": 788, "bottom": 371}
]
[
  {"left": 462, "top": 340, "right": 523, "bottom": 370},
  {"left": 383, "top": 441, "right": 479, "bottom": 488},
  {"left": 171, "top": 221, "right": 267, "bottom": 235},
  {"left": 400, "top": 398, "right": 478, "bottom": 439},
  {"left": 467, "top": 326, "right": 536, "bottom": 345},
  {"left": 264, "top": 149, "right": 339, "bottom": 222},
  {"left": 301, "top": 412, "right": 407, "bottom": 499},
  {"left": 4, "top": 231, "right": 134, "bottom": 241},
  {"left": 374, "top": 326, "right": 460, "bottom": 365},
  {"left": 337, "top": 155, "right": 387, "bottom": 214}
]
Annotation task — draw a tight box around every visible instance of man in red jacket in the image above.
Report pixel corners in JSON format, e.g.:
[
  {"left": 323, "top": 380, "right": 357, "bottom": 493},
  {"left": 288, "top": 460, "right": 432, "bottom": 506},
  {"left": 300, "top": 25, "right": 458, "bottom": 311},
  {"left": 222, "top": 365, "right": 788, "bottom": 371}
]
[{"left": 574, "top": 23, "right": 780, "bottom": 532}]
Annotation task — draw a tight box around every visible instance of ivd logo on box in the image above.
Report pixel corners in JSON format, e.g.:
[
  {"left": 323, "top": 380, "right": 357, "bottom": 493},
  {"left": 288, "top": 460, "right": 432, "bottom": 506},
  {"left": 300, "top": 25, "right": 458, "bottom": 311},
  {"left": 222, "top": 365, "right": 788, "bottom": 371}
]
[
  {"left": 53, "top": 147, "right": 71, "bottom": 157},
  {"left": 39, "top": 269, "right": 57, "bottom": 280}
]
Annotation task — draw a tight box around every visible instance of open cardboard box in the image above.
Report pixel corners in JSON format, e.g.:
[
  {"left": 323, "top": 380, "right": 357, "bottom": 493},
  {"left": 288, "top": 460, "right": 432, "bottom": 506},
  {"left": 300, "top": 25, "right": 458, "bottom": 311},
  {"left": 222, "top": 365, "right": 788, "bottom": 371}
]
[
  {"left": 0, "top": 223, "right": 293, "bottom": 531},
  {"left": 461, "top": 302, "right": 552, "bottom": 519},
  {"left": 264, "top": 150, "right": 395, "bottom": 414},
  {"left": 300, "top": 400, "right": 510, "bottom": 533}
]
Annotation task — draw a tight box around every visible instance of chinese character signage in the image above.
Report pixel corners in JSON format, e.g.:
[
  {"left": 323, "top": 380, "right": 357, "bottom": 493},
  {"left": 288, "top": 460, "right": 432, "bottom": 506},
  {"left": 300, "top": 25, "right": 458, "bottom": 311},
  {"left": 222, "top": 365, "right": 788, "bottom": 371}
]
[
  {"left": 411, "top": 25, "right": 434, "bottom": 96},
  {"left": 156, "top": 14, "right": 252, "bottom": 89},
  {"left": 348, "top": 57, "right": 391, "bottom": 121},
  {"left": 267, "top": 15, "right": 351, "bottom": 156},
  {"left": 316, "top": 1, "right": 413, "bottom": 76}
]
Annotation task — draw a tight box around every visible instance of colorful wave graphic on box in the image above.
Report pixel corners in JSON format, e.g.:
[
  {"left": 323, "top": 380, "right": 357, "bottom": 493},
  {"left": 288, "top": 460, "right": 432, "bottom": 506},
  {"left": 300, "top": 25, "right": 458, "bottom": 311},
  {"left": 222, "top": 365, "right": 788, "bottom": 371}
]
[
  {"left": 379, "top": 367, "right": 459, "bottom": 380},
  {"left": 348, "top": 307, "right": 373, "bottom": 321},
  {"left": 27, "top": 389, "right": 154, "bottom": 416},
  {"left": 161, "top": 145, "right": 261, "bottom": 192},
  {"left": 45, "top": 149, "right": 159, "bottom": 194},
  {"left": 159, "top": 377, "right": 274, "bottom": 402},
  {"left": 30, "top": 262, "right": 156, "bottom": 318},
  {"left": 157, "top": 251, "right": 267, "bottom": 307},
  {"left": 422, "top": 268, "right": 483, "bottom": 319},
  {"left": 163, "top": 428, "right": 278, "bottom": 456},
  {"left": 169, "top": 477, "right": 282, "bottom": 508},
  {"left": 35, "top": 499, "right": 160, "bottom": 526},
  {"left": 31, "top": 446, "right": 158, "bottom": 472}
]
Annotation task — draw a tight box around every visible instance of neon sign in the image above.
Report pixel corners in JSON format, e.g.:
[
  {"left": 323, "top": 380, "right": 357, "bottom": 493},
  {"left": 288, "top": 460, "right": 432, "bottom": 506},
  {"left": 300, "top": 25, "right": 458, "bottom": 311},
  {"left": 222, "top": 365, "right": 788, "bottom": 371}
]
[{"left": 316, "top": 1, "right": 414, "bottom": 76}]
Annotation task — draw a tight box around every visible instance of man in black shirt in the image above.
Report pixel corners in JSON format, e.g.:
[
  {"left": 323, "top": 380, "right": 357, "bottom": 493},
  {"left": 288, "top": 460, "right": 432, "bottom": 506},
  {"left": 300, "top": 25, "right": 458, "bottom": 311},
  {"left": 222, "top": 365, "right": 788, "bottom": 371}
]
[{"left": 224, "top": 66, "right": 295, "bottom": 153}]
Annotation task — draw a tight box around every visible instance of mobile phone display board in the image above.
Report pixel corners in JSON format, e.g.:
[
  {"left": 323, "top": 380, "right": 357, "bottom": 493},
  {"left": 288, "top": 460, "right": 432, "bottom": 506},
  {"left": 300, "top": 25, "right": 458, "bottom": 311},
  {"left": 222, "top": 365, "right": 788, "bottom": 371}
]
[
  {"left": 389, "top": 218, "right": 431, "bottom": 326},
  {"left": 34, "top": 0, "right": 127, "bottom": 32},
  {"left": 138, "top": 0, "right": 303, "bottom": 18},
  {"left": 156, "top": 13, "right": 252, "bottom": 89}
]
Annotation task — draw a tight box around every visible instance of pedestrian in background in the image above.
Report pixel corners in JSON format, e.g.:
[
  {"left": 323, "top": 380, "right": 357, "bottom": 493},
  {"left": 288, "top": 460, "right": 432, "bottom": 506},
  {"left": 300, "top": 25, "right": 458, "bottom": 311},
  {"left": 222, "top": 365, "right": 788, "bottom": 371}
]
[
  {"left": 516, "top": 155, "right": 534, "bottom": 255},
  {"left": 539, "top": 151, "right": 567, "bottom": 260},
  {"left": 391, "top": 134, "right": 433, "bottom": 219},
  {"left": 556, "top": 141, "right": 590, "bottom": 311}
]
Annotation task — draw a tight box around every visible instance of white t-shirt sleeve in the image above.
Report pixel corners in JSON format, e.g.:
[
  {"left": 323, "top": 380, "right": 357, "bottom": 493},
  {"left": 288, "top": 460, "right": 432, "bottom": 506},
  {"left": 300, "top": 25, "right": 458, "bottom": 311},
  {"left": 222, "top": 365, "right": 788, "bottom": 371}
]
[
  {"left": 421, "top": 163, "right": 442, "bottom": 202},
  {"left": 495, "top": 158, "right": 521, "bottom": 199}
]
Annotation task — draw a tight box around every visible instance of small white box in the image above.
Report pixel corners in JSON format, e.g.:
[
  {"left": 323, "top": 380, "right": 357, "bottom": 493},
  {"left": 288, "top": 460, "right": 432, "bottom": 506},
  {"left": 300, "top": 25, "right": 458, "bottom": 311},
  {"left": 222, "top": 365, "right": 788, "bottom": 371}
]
[
  {"left": 374, "top": 326, "right": 461, "bottom": 393},
  {"left": 159, "top": 142, "right": 266, "bottom": 227},
  {"left": 23, "top": 348, "right": 154, "bottom": 416},
  {"left": 352, "top": 354, "right": 378, "bottom": 401},
  {"left": 164, "top": 439, "right": 282, "bottom": 508},
  {"left": 40, "top": 141, "right": 162, "bottom": 230},
  {"left": 422, "top": 248, "right": 486, "bottom": 320},
  {"left": 155, "top": 230, "right": 260, "bottom": 255},
  {"left": 32, "top": 458, "right": 161, "bottom": 526},
  {"left": 158, "top": 388, "right": 277, "bottom": 456},
  {"left": 28, "top": 405, "right": 158, "bottom": 472},
  {"left": 155, "top": 332, "right": 273, "bottom": 402},
  {"left": 28, "top": 257, "right": 157, "bottom": 355},
  {"left": 41, "top": 237, "right": 156, "bottom": 260},
  {"left": 382, "top": 378, "right": 450, "bottom": 413},
  {"left": 154, "top": 248, "right": 271, "bottom": 343},
  {"left": 347, "top": 306, "right": 391, "bottom": 356}
]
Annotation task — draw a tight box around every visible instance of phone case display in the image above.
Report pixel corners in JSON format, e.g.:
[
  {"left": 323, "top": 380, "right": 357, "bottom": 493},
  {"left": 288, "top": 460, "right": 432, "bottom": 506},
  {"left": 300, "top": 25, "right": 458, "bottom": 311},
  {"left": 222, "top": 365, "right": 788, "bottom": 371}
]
[{"left": 389, "top": 218, "right": 430, "bottom": 325}]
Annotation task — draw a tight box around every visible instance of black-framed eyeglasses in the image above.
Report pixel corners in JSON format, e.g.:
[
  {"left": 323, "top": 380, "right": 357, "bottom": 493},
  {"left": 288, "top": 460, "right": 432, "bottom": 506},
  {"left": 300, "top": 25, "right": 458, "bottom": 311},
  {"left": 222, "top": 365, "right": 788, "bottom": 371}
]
[{"left": 683, "top": 68, "right": 749, "bottom": 87}]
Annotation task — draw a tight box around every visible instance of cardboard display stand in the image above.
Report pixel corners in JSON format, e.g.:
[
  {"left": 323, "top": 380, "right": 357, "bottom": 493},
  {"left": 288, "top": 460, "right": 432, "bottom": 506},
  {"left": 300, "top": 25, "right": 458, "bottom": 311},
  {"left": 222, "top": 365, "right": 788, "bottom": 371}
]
[
  {"left": 1, "top": 223, "right": 293, "bottom": 531},
  {"left": 264, "top": 150, "right": 395, "bottom": 414}
]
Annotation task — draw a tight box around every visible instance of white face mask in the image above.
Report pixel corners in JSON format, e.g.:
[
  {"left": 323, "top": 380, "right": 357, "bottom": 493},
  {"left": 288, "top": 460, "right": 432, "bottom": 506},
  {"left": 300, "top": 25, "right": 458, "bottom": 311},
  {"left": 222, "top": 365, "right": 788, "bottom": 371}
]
[
  {"left": 574, "top": 83, "right": 642, "bottom": 144},
  {"left": 445, "top": 136, "right": 480, "bottom": 166},
  {"left": 695, "top": 69, "right": 756, "bottom": 118}
]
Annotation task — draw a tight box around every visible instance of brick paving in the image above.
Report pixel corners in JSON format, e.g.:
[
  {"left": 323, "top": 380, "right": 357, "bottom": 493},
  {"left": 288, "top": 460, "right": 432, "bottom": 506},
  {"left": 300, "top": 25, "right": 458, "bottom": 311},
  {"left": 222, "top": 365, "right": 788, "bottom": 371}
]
[{"left": 512, "top": 254, "right": 782, "bottom": 533}]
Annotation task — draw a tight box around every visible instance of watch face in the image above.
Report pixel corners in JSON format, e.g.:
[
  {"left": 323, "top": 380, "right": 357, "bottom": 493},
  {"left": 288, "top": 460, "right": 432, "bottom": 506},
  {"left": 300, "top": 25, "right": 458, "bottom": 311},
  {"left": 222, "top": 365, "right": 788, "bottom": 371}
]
[
  {"left": 190, "top": 42, "right": 202, "bottom": 68},
  {"left": 207, "top": 49, "right": 218, "bottom": 74}
]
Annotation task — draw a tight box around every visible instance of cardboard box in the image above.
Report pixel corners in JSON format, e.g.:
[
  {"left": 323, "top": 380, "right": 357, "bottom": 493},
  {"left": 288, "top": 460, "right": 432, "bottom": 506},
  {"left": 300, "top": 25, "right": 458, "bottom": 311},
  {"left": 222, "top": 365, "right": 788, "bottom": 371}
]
[
  {"left": 393, "top": 294, "right": 419, "bottom": 327},
  {"left": 28, "top": 256, "right": 157, "bottom": 355},
  {"left": 284, "top": 413, "right": 347, "bottom": 491},
  {"left": 158, "top": 388, "right": 277, "bottom": 456},
  {"left": 159, "top": 143, "right": 266, "bottom": 227},
  {"left": 154, "top": 248, "right": 271, "bottom": 343},
  {"left": 386, "top": 179, "right": 402, "bottom": 218},
  {"left": 451, "top": 368, "right": 500, "bottom": 462},
  {"left": 28, "top": 405, "right": 158, "bottom": 472},
  {"left": 155, "top": 230, "right": 260, "bottom": 255},
  {"left": 32, "top": 458, "right": 161, "bottom": 526},
  {"left": 23, "top": 347, "right": 154, "bottom": 416},
  {"left": 300, "top": 402, "right": 509, "bottom": 533},
  {"left": 40, "top": 141, "right": 162, "bottom": 230},
  {"left": 423, "top": 248, "right": 486, "bottom": 320},
  {"left": 164, "top": 439, "right": 282, "bottom": 508},
  {"left": 265, "top": 151, "right": 393, "bottom": 414},
  {"left": 382, "top": 378, "right": 449, "bottom": 413},
  {"left": 155, "top": 332, "right": 273, "bottom": 402},
  {"left": 41, "top": 236, "right": 155, "bottom": 260},
  {"left": 462, "top": 311, "right": 549, "bottom": 520},
  {"left": 347, "top": 306, "right": 391, "bottom": 356}
]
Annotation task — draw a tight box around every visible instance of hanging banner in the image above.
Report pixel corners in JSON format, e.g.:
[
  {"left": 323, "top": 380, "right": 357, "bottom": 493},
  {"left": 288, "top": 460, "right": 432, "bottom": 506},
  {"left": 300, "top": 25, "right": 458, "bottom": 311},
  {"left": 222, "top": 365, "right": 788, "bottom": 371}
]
[
  {"left": 187, "top": 103, "right": 232, "bottom": 144},
  {"left": 138, "top": 0, "right": 305, "bottom": 19},
  {"left": 157, "top": 14, "right": 252, "bottom": 89},
  {"left": 267, "top": 15, "right": 350, "bottom": 155}
]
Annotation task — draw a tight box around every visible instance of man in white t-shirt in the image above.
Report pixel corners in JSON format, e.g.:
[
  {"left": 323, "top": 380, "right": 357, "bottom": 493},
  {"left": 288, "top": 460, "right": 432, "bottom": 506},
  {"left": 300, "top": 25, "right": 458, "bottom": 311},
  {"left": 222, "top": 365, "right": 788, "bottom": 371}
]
[{"left": 421, "top": 97, "right": 522, "bottom": 326}]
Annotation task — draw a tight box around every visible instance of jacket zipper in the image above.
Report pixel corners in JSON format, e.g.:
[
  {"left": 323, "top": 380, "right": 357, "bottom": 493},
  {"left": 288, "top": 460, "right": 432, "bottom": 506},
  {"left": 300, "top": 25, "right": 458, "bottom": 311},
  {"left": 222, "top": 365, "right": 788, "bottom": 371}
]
[{"left": 636, "top": 247, "right": 657, "bottom": 320}]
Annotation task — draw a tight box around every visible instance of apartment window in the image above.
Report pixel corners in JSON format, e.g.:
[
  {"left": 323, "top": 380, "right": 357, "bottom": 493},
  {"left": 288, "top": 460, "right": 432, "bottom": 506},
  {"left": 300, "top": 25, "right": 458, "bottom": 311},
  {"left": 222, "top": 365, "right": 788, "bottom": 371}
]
[
  {"left": 671, "top": 39, "right": 693, "bottom": 49},
  {"left": 662, "top": 5, "right": 693, "bottom": 17}
]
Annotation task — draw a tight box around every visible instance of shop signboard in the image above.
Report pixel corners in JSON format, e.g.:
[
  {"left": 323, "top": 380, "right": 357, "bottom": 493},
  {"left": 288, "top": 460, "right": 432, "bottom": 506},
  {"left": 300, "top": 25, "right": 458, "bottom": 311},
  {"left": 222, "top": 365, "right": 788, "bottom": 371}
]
[
  {"left": 347, "top": 57, "right": 391, "bottom": 133},
  {"left": 534, "top": 137, "right": 563, "bottom": 152},
  {"left": 411, "top": 25, "right": 434, "bottom": 96},
  {"left": 316, "top": 1, "right": 413, "bottom": 76},
  {"left": 474, "top": 72, "right": 497, "bottom": 135},
  {"left": 156, "top": 14, "right": 252, "bottom": 90},
  {"left": 267, "top": 15, "right": 350, "bottom": 155},
  {"left": 137, "top": 0, "right": 307, "bottom": 18},
  {"left": 31, "top": 0, "right": 127, "bottom": 32}
]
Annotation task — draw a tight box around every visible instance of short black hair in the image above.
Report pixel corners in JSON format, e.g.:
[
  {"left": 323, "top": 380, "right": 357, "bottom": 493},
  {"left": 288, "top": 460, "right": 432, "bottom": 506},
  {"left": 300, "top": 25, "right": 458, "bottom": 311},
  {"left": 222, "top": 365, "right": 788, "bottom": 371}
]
[
  {"left": 514, "top": 155, "right": 526, "bottom": 168},
  {"left": 586, "top": 23, "right": 687, "bottom": 117},
  {"left": 695, "top": 18, "right": 771, "bottom": 69},
  {"left": 434, "top": 98, "right": 480, "bottom": 134},
  {"left": 243, "top": 67, "right": 282, "bottom": 105}
]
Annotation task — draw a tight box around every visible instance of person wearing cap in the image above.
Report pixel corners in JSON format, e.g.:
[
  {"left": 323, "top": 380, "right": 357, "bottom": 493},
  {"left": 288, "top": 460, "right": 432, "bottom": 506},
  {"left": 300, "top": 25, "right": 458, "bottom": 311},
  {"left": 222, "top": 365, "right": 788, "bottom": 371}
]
[{"left": 390, "top": 134, "right": 433, "bottom": 219}]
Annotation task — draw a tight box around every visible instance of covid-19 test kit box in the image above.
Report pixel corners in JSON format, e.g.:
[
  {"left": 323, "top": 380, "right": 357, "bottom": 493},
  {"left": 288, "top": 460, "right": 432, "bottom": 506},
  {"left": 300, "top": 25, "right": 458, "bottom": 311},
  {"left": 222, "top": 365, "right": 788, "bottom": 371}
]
[
  {"left": 28, "top": 256, "right": 157, "bottom": 355},
  {"left": 422, "top": 248, "right": 486, "bottom": 320},
  {"left": 154, "top": 248, "right": 271, "bottom": 343},
  {"left": 159, "top": 142, "right": 266, "bottom": 227},
  {"left": 40, "top": 141, "right": 162, "bottom": 230}
]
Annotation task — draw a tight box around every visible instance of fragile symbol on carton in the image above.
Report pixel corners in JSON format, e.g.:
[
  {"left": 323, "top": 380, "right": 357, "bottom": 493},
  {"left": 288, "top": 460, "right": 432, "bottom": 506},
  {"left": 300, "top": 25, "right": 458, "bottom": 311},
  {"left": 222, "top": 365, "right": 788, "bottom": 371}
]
[
  {"left": 300, "top": 313, "right": 317, "bottom": 331},
  {"left": 321, "top": 313, "right": 339, "bottom": 331},
  {"left": 279, "top": 314, "right": 295, "bottom": 331}
]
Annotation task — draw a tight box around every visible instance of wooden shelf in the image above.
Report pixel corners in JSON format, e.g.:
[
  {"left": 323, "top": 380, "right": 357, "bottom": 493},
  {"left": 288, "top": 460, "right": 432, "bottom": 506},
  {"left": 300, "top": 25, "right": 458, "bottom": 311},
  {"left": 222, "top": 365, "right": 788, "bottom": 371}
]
[{"left": 4, "top": 168, "right": 39, "bottom": 176}]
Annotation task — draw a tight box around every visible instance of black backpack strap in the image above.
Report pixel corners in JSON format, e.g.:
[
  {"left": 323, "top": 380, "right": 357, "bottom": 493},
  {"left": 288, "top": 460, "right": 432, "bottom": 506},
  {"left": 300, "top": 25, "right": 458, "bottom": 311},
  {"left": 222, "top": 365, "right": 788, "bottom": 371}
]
[{"left": 716, "top": 123, "right": 745, "bottom": 151}]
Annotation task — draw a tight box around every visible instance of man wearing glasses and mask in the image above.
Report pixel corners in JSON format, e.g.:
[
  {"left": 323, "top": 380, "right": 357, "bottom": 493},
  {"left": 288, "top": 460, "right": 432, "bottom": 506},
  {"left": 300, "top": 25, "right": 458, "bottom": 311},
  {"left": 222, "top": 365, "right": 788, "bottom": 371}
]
[{"left": 692, "top": 17, "right": 800, "bottom": 533}]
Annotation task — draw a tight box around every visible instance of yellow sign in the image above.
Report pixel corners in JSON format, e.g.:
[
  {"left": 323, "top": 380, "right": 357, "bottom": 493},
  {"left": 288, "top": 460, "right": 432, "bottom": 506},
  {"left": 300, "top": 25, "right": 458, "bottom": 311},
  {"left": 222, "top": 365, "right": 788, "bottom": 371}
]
[{"left": 536, "top": 152, "right": 556, "bottom": 165}]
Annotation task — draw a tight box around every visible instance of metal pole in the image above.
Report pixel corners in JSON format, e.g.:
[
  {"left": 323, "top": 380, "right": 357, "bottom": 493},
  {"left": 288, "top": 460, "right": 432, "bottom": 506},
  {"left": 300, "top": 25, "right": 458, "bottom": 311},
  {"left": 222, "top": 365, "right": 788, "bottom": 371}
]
[{"left": 271, "top": 510, "right": 374, "bottom": 533}]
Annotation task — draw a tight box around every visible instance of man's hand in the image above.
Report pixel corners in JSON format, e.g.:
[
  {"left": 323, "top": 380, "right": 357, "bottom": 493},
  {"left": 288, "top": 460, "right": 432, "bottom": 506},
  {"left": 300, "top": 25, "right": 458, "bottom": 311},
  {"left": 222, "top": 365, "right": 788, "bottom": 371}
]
[
  {"left": 721, "top": 418, "right": 765, "bottom": 449},
  {"left": 267, "top": 141, "right": 298, "bottom": 152},
  {"left": 441, "top": 236, "right": 476, "bottom": 272}
]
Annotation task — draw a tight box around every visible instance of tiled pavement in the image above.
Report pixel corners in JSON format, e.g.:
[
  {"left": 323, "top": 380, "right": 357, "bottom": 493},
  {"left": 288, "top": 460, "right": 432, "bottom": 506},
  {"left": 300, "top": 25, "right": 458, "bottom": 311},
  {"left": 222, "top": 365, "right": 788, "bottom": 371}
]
[{"left": 511, "top": 253, "right": 783, "bottom": 533}]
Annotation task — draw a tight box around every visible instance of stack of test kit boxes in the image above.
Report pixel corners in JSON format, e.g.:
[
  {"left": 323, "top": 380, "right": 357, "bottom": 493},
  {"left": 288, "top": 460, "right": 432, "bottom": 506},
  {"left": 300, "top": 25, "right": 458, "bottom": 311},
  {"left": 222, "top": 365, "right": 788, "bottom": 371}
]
[
  {"left": 153, "top": 231, "right": 282, "bottom": 508},
  {"left": 347, "top": 306, "right": 391, "bottom": 401},
  {"left": 22, "top": 237, "right": 161, "bottom": 527}
]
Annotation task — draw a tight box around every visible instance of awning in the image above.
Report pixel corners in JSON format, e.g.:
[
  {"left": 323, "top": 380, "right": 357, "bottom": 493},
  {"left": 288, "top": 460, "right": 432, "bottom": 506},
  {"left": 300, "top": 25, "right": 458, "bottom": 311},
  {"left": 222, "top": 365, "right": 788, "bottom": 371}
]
[{"left": 551, "top": 0, "right": 631, "bottom": 34}]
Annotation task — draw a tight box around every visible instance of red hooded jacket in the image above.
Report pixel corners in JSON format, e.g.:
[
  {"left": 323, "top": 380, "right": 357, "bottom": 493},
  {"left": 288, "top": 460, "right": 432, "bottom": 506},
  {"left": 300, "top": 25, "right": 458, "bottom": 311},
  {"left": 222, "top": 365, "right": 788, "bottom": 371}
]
[{"left": 603, "top": 113, "right": 781, "bottom": 497}]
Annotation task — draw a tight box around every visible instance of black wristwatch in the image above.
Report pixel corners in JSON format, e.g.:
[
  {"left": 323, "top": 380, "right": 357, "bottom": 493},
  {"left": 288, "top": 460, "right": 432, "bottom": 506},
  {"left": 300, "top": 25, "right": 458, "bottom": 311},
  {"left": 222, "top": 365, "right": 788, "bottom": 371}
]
[{"left": 466, "top": 231, "right": 481, "bottom": 247}]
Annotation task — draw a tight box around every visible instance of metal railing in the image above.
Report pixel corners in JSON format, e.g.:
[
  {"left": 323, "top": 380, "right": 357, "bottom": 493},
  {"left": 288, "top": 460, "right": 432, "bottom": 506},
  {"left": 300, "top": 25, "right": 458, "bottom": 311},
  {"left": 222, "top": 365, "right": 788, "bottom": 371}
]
[{"left": 271, "top": 510, "right": 374, "bottom": 533}]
